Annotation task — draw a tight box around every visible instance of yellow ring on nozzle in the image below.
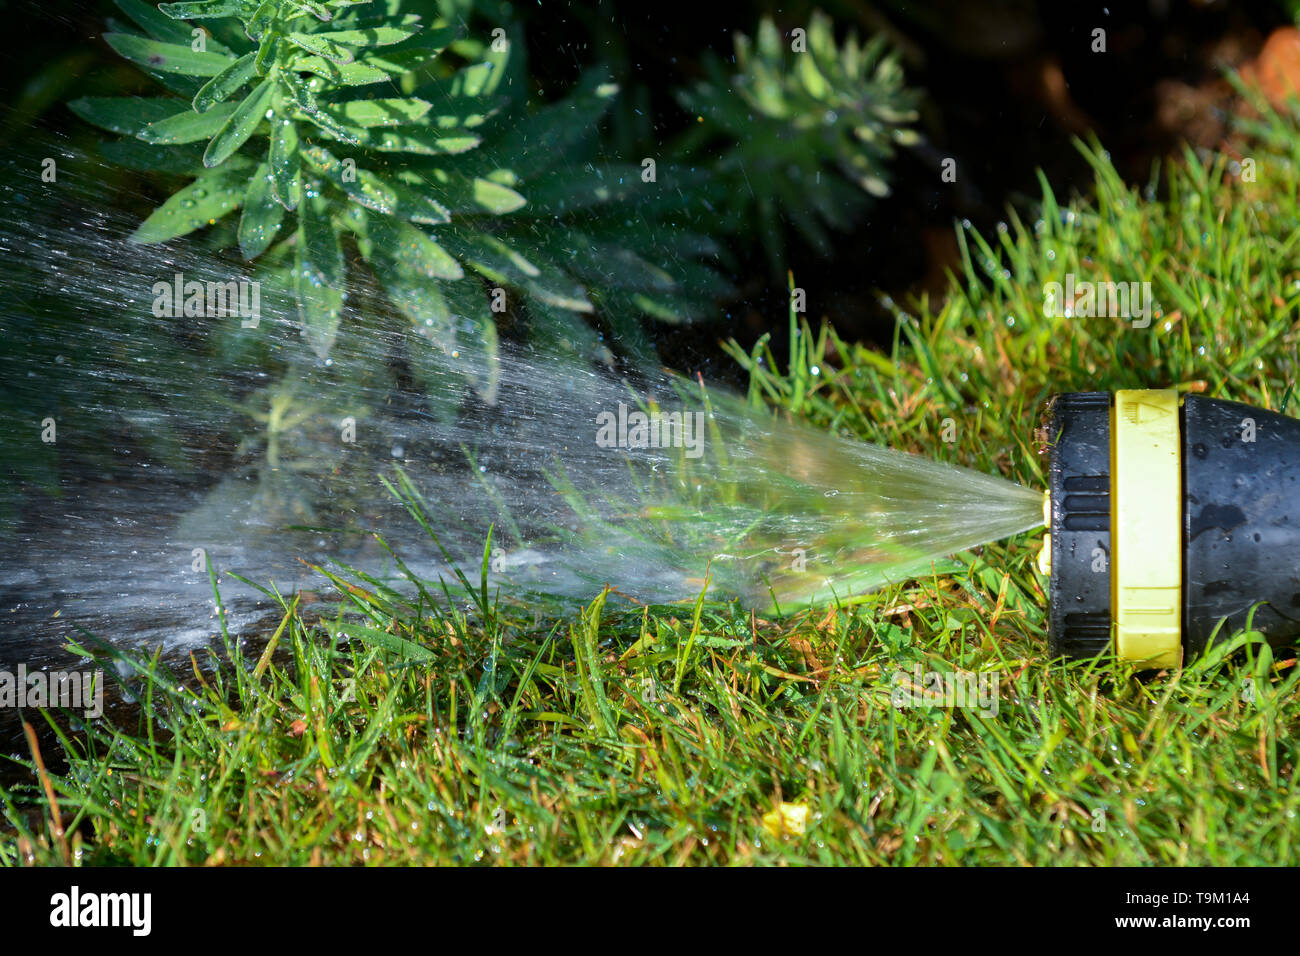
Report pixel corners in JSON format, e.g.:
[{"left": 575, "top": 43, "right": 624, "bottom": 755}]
[
  {"left": 1110, "top": 389, "right": 1182, "bottom": 668},
  {"left": 1036, "top": 491, "right": 1051, "bottom": 576}
]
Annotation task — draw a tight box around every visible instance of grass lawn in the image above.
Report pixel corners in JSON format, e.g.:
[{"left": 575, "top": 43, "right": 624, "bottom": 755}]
[{"left": 3, "top": 109, "right": 1300, "bottom": 865}]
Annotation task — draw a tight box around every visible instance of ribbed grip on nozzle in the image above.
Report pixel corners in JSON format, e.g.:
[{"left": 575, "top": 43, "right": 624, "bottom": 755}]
[
  {"left": 1182, "top": 394, "right": 1300, "bottom": 655},
  {"left": 1047, "top": 392, "right": 1113, "bottom": 658}
]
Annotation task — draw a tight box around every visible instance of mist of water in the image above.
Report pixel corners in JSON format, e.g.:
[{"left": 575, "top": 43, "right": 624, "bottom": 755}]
[{"left": 0, "top": 136, "right": 1045, "bottom": 677}]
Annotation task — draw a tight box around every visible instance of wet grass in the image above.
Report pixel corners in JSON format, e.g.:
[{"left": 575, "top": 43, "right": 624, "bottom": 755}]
[{"left": 4, "top": 99, "right": 1300, "bottom": 864}]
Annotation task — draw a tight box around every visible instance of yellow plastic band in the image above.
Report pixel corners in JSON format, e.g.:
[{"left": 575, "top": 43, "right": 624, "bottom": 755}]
[
  {"left": 1036, "top": 491, "right": 1052, "bottom": 576},
  {"left": 1110, "top": 389, "right": 1182, "bottom": 667}
]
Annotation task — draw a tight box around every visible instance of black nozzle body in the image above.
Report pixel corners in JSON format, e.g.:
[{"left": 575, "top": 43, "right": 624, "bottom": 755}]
[
  {"left": 1047, "top": 391, "right": 1300, "bottom": 661},
  {"left": 1181, "top": 395, "right": 1300, "bottom": 655}
]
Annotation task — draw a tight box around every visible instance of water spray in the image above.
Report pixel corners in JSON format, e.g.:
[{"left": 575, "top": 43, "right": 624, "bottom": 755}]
[{"left": 1042, "top": 389, "right": 1300, "bottom": 667}]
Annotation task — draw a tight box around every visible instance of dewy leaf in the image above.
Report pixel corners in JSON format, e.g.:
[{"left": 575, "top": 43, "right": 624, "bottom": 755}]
[
  {"left": 139, "top": 102, "right": 237, "bottom": 143},
  {"left": 285, "top": 33, "right": 356, "bottom": 65},
  {"left": 301, "top": 20, "right": 423, "bottom": 48},
  {"left": 295, "top": 190, "right": 344, "bottom": 358},
  {"left": 322, "top": 97, "right": 431, "bottom": 127},
  {"left": 254, "top": 31, "right": 282, "bottom": 75},
  {"left": 203, "top": 76, "right": 273, "bottom": 167},
  {"left": 238, "top": 162, "right": 284, "bottom": 259},
  {"left": 369, "top": 218, "right": 462, "bottom": 280},
  {"left": 131, "top": 160, "right": 252, "bottom": 243},
  {"left": 104, "top": 33, "right": 234, "bottom": 76},
  {"left": 280, "top": 70, "right": 357, "bottom": 145},
  {"left": 300, "top": 144, "right": 449, "bottom": 224},
  {"left": 246, "top": 0, "right": 277, "bottom": 40},
  {"left": 295, "top": 102, "right": 359, "bottom": 144},
  {"left": 192, "top": 52, "right": 256, "bottom": 113},
  {"left": 69, "top": 96, "right": 182, "bottom": 136},
  {"left": 158, "top": 0, "right": 247, "bottom": 18},
  {"left": 341, "top": 127, "right": 479, "bottom": 156},
  {"left": 268, "top": 112, "right": 301, "bottom": 209},
  {"left": 278, "top": 67, "right": 319, "bottom": 115},
  {"left": 289, "top": 0, "right": 334, "bottom": 21},
  {"left": 292, "top": 42, "right": 445, "bottom": 86}
]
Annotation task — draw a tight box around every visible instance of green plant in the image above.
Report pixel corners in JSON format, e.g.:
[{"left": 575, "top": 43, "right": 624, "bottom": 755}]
[
  {"left": 674, "top": 11, "right": 921, "bottom": 276},
  {"left": 69, "top": 0, "right": 728, "bottom": 396}
]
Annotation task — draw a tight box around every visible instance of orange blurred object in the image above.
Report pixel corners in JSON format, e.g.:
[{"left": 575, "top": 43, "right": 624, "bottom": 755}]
[{"left": 1241, "top": 26, "right": 1300, "bottom": 108}]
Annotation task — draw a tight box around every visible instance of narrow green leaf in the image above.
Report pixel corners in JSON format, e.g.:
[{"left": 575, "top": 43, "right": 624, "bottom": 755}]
[
  {"left": 104, "top": 33, "right": 234, "bottom": 76},
  {"left": 238, "top": 162, "right": 284, "bottom": 259},
  {"left": 268, "top": 113, "right": 301, "bottom": 209},
  {"left": 254, "top": 30, "right": 281, "bottom": 73},
  {"left": 467, "top": 177, "right": 525, "bottom": 214},
  {"left": 300, "top": 144, "right": 449, "bottom": 224},
  {"left": 115, "top": 0, "right": 193, "bottom": 43},
  {"left": 342, "top": 127, "right": 479, "bottom": 156},
  {"left": 68, "top": 96, "right": 182, "bottom": 136},
  {"left": 295, "top": 190, "right": 344, "bottom": 358},
  {"left": 285, "top": 33, "right": 355, "bottom": 65},
  {"left": 370, "top": 219, "right": 462, "bottom": 280},
  {"left": 193, "top": 51, "right": 256, "bottom": 112},
  {"left": 322, "top": 97, "right": 430, "bottom": 127},
  {"left": 411, "top": 170, "right": 525, "bottom": 215},
  {"left": 445, "top": 61, "right": 495, "bottom": 98},
  {"left": 279, "top": 67, "right": 318, "bottom": 114},
  {"left": 292, "top": 41, "right": 445, "bottom": 86},
  {"left": 246, "top": 0, "right": 276, "bottom": 39},
  {"left": 276, "top": 70, "right": 354, "bottom": 145},
  {"left": 139, "top": 102, "right": 236, "bottom": 143},
  {"left": 300, "top": 21, "right": 422, "bottom": 48},
  {"left": 203, "top": 76, "right": 273, "bottom": 167},
  {"left": 372, "top": 256, "right": 452, "bottom": 334},
  {"left": 426, "top": 101, "right": 496, "bottom": 130},
  {"left": 322, "top": 621, "right": 435, "bottom": 662},
  {"left": 296, "top": 104, "right": 360, "bottom": 144},
  {"left": 158, "top": 0, "right": 247, "bottom": 18},
  {"left": 796, "top": 45, "right": 831, "bottom": 100},
  {"left": 289, "top": 0, "right": 333, "bottom": 21},
  {"left": 130, "top": 162, "right": 251, "bottom": 243}
]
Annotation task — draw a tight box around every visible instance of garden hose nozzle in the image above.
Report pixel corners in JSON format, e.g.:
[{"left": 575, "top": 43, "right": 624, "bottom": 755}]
[{"left": 1041, "top": 389, "right": 1300, "bottom": 666}]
